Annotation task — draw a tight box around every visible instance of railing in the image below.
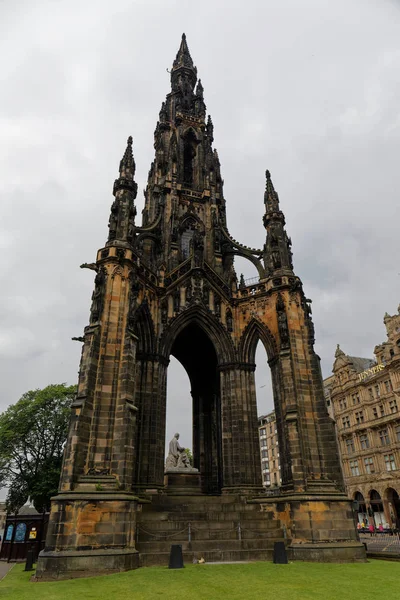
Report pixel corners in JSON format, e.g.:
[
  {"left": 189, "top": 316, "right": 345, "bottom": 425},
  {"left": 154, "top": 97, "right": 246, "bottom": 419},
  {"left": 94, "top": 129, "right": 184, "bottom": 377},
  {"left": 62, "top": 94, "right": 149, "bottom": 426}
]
[
  {"left": 359, "top": 531, "right": 400, "bottom": 555},
  {"left": 136, "top": 521, "right": 276, "bottom": 543},
  {"left": 244, "top": 276, "right": 260, "bottom": 286}
]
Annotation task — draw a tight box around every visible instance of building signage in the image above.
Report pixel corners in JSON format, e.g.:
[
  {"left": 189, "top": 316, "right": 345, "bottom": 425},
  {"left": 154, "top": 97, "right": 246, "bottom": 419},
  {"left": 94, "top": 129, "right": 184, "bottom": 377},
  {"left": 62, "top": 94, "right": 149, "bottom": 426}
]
[{"left": 358, "top": 363, "right": 385, "bottom": 382}]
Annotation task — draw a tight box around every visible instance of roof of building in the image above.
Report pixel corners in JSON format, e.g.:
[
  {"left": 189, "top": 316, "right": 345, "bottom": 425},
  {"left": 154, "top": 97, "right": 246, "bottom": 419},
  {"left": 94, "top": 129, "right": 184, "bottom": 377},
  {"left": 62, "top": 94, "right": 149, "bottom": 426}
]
[
  {"left": 18, "top": 498, "right": 39, "bottom": 516},
  {"left": 347, "top": 356, "right": 375, "bottom": 373}
]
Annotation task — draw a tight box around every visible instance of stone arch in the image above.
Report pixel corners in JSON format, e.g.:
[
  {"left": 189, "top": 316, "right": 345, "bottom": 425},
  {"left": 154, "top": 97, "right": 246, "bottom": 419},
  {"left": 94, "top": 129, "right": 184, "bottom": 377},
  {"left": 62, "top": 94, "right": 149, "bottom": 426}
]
[
  {"left": 239, "top": 317, "right": 278, "bottom": 364},
  {"left": 160, "top": 303, "right": 236, "bottom": 365},
  {"left": 178, "top": 213, "right": 204, "bottom": 261},
  {"left": 353, "top": 491, "right": 367, "bottom": 524},
  {"left": 232, "top": 250, "right": 266, "bottom": 280},
  {"left": 133, "top": 300, "right": 156, "bottom": 356},
  {"left": 369, "top": 489, "right": 385, "bottom": 526},
  {"left": 238, "top": 317, "right": 292, "bottom": 485},
  {"left": 385, "top": 487, "right": 400, "bottom": 527}
]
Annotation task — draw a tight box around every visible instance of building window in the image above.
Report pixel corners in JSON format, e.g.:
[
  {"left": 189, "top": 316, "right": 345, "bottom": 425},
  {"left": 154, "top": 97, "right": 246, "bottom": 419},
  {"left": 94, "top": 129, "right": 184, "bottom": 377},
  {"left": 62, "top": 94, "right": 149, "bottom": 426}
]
[
  {"left": 379, "top": 404, "right": 385, "bottom": 417},
  {"left": 349, "top": 460, "right": 360, "bottom": 476},
  {"left": 352, "top": 393, "right": 361, "bottom": 405},
  {"left": 263, "top": 473, "right": 271, "bottom": 485},
  {"left": 368, "top": 388, "right": 374, "bottom": 400},
  {"left": 375, "top": 385, "right": 381, "bottom": 398},
  {"left": 339, "top": 398, "right": 347, "bottom": 410},
  {"left": 364, "top": 457, "right": 375, "bottom": 474},
  {"left": 355, "top": 411, "right": 364, "bottom": 424},
  {"left": 384, "top": 454, "right": 396, "bottom": 471},
  {"left": 379, "top": 429, "right": 390, "bottom": 446},
  {"left": 261, "top": 450, "right": 268, "bottom": 459},
  {"left": 259, "top": 428, "right": 266, "bottom": 436},
  {"left": 395, "top": 425, "right": 400, "bottom": 442},
  {"left": 385, "top": 380, "right": 392, "bottom": 393},
  {"left": 272, "top": 448, "right": 275, "bottom": 457},
  {"left": 345, "top": 437, "right": 355, "bottom": 454},
  {"left": 373, "top": 407, "right": 378, "bottom": 419},
  {"left": 389, "top": 400, "right": 398, "bottom": 414},
  {"left": 359, "top": 433, "right": 369, "bottom": 450},
  {"left": 342, "top": 416, "right": 351, "bottom": 429},
  {"left": 260, "top": 439, "right": 267, "bottom": 448}
]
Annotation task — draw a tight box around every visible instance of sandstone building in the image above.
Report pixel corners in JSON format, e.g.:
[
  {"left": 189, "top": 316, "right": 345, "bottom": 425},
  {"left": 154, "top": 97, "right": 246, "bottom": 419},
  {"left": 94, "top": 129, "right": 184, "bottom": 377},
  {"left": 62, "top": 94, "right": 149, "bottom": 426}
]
[
  {"left": 258, "top": 412, "right": 281, "bottom": 487},
  {"left": 36, "top": 34, "right": 364, "bottom": 579},
  {"left": 327, "top": 306, "right": 400, "bottom": 527}
]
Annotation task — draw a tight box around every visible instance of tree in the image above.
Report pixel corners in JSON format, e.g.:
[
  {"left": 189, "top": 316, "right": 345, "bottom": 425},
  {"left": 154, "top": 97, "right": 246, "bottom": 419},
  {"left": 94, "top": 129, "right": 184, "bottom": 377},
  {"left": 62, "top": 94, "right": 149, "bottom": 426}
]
[
  {"left": 0, "top": 383, "right": 76, "bottom": 513},
  {"left": 185, "top": 448, "right": 193, "bottom": 466}
]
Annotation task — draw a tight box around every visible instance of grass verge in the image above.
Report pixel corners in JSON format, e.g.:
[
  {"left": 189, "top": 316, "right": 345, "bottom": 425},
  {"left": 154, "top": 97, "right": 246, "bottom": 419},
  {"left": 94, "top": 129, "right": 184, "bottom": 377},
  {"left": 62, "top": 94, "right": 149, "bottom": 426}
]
[{"left": 1, "top": 560, "right": 399, "bottom": 600}]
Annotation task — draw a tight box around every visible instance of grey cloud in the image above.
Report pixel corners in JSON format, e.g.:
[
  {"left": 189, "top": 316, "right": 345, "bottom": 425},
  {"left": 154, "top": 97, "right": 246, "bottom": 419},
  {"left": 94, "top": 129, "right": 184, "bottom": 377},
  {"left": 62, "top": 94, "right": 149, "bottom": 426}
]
[{"left": 1, "top": 0, "right": 400, "bottom": 456}]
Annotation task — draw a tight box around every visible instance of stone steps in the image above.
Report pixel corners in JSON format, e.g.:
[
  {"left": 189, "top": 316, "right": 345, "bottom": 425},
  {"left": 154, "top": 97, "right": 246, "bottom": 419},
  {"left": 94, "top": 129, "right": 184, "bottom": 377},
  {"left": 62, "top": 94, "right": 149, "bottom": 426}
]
[
  {"left": 139, "top": 548, "right": 274, "bottom": 567},
  {"left": 138, "top": 538, "right": 282, "bottom": 553},
  {"left": 137, "top": 493, "right": 283, "bottom": 566},
  {"left": 138, "top": 527, "right": 279, "bottom": 542}
]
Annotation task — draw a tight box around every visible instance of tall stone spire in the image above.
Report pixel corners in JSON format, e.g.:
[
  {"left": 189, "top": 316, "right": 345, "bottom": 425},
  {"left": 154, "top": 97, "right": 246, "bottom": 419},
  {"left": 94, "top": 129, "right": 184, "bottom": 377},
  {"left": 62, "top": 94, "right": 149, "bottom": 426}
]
[
  {"left": 263, "top": 170, "right": 293, "bottom": 275},
  {"left": 118, "top": 135, "right": 135, "bottom": 179},
  {"left": 108, "top": 136, "right": 137, "bottom": 245},
  {"left": 172, "top": 33, "right": 197, "bottom": 74},
  {"left": 170, "top": 33, "right": 198, "bottom": 97}
]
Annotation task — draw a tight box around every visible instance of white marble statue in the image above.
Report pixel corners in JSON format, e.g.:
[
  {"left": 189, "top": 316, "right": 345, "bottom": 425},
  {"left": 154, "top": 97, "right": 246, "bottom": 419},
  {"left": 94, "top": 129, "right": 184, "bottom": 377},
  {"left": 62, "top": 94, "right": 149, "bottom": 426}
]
[{"left": 165, "top": 433, "right": 198, "bottom": 472}]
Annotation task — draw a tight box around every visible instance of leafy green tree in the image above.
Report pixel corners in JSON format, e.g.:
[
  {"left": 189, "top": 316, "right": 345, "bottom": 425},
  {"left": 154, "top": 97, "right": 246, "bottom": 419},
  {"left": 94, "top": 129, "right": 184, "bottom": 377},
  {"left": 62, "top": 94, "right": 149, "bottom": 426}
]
[
  {"left": 0, "top": 383, "right": 76, "bottom": 513},
  {"left": 185, "top": 448, "right": 193, "bottom": 465}
]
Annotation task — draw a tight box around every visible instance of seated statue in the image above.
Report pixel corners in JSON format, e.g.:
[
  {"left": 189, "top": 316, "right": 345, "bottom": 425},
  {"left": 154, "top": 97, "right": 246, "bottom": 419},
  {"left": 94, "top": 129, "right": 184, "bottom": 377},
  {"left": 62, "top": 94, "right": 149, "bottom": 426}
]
[{"left": 165, "top": 433, "right": 197, "bottom": 471}]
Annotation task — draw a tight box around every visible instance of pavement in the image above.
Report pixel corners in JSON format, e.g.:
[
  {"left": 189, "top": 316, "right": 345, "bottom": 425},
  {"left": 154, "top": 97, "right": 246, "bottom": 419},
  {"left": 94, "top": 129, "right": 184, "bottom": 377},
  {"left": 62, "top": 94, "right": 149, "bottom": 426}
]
[
  {"left": 360, "top": 533, "right": 400, "bottom": 555},
  {"left": 0, "top": 561, "right": 14, "bottom": 581}
]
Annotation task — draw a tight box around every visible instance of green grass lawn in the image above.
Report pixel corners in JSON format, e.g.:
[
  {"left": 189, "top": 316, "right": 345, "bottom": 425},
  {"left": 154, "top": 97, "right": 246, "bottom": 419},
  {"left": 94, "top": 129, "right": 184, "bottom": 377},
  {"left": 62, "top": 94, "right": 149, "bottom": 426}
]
[{"left": 1, "top": 560, "right": 399, "bottom": 600}]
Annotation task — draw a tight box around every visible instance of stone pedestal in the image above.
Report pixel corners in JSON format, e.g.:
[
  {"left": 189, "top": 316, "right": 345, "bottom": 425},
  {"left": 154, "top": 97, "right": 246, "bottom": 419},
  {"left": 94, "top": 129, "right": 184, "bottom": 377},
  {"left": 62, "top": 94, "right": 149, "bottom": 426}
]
[
  {"left": 164, "top": 470, "right": 201, "bottom": 494},
  {"left": 35, "top": 490, "right": 140, "bottom": 580},
  {"left": 249, "top": 489, "right": 366, "bottom": 562}
]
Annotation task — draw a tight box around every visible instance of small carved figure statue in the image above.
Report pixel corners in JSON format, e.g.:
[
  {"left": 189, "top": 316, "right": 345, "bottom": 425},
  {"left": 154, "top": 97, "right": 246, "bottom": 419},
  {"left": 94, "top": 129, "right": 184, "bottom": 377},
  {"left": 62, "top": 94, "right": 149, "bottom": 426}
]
[{"left": 90, "top": 268, "right": 106, "bottom": 323}]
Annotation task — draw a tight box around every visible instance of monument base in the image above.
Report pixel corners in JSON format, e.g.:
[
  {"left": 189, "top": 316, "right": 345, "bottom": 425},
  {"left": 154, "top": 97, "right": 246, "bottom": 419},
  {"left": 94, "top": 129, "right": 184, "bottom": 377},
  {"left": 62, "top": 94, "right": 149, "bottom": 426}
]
[
  {"left": 35, "top": 548, "right": 139, "bottom": 580},
  {"left": 164, "top": 471, "right": 201, "bottom": 494},
  {"left": 35, "top": 490, "right": 141, "bottom": 580},
  {"left": 249, "top": 489, "right": 366, "bottom": 562}
]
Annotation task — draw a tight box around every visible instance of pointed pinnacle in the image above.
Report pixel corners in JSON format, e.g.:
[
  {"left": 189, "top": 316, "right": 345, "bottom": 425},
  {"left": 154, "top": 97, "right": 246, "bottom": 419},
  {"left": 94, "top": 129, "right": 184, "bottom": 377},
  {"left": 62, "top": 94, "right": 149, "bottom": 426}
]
[
  {"left": 119, "top": 135, "right": 135, "bottom": 176},
  {"left": 264, "top": 169, "right": 279, "bottom": 205},
  {"left": 196, "top": 78, "right": 204, "bottom": 97},
  {"left": 173, "top": 33, "right": 196, "bottom": 72}
]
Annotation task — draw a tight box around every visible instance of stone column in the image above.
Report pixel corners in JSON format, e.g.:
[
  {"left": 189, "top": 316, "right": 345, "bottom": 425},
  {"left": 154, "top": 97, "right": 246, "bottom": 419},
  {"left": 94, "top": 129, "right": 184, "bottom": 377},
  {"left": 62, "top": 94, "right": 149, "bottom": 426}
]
[{"left": 134, "top": 356, "right": 168, "bottom": 491}]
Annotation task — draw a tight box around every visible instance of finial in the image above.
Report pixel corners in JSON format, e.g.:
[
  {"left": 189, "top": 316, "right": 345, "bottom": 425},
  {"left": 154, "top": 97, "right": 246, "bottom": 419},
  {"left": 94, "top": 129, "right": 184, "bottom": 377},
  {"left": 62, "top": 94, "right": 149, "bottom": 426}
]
[
  {"left": 196, "top": 78, "right": 204, "bottom": 98},
  {"left": 335, "top": 344, "right": 345, "bottom": 358},
  {"left": 264, "top": 169, "right": 279, "bottom": 207},
  {"left": 172, "top": 32, "right": 197, "bottom": 74},
  {"left": 119, "top": 135, "right": 135, "bottom": 176}
]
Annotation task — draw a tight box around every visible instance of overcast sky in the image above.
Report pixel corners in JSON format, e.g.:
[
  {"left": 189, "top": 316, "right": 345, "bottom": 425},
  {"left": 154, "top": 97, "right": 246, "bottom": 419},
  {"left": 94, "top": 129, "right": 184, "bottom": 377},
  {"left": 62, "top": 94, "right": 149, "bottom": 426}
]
[{"left": 1, "top": 0, "right": 400, "bottom": 454}]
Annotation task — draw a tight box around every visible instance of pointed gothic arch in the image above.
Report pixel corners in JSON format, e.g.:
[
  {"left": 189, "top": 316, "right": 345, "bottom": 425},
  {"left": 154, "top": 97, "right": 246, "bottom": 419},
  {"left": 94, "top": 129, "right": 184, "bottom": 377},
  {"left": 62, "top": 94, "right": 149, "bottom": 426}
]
[
  {"left": 160, "top": 302, "right": 236, "bottom": 365},
  {"left": 239, "top": 317, "right": 278, "bottom": 364},
  {"left": 133, "top": 299, "right": 156, "bottom": 356}
]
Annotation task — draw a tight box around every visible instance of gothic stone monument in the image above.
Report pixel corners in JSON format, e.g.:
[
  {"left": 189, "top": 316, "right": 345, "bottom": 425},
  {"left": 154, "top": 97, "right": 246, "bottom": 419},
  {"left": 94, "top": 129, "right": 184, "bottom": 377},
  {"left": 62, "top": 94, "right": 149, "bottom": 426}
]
[{"left": 36, "top": 34, "right": 365, "bottom": 579}]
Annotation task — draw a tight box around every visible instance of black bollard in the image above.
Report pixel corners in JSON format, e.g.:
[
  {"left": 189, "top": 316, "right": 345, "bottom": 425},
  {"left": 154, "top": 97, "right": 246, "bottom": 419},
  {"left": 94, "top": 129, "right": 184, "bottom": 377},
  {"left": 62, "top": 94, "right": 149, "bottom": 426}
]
[
  {"left": 273, "top": 541, "right": 288, "bottom": 564},
  {"left": 168, "top": 544, "right": 184, "bottom": 569},
  {"left": 24, "top": 549, "right": 34, "bottom": 572}
]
